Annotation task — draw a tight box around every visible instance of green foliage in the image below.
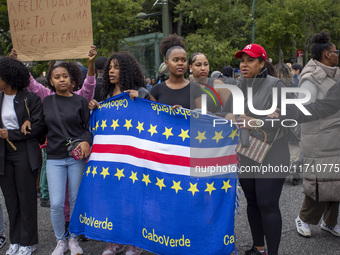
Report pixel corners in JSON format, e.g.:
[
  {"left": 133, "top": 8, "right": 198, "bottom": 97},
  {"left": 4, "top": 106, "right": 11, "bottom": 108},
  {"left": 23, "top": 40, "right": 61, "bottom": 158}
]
[
  {"left": 29, "top": 62, "right": 49, "bottom": 78},
  {"left": 185, "top": 33, "right": 236, "bottom": 72},
  {"left": 256, "top": 0, "right": 340, "bottom": 63},
  {"left": 176, "top": 0, "right": 252, "bottom": 70},
  {"left": 91, "top": 0, "right": 147, "bottom": 56},
  {"left": 1, "top": 0, "right": 340, "bottom": 69},
  {"left": 0, "top": 0, "right": 11, "bottom": 55}
]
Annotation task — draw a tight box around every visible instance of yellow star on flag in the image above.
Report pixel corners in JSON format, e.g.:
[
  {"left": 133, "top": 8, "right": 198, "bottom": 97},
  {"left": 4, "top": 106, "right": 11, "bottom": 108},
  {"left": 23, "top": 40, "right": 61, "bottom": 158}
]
[
  {"left": 178, "top": 129, "right": 190, "bottom": 141},
  {"left": 155, "top": 177, "right": 166, "bottom": 190},
  {"left": 171, "top": 180, "right": 183, "bottom": 194},
  {"left": 100, "top": 120, "right": 107, "bottom": 131},
  {"left": 114, "top": 168, "right": 125, "bottom": 181},
  {"left": 92, "top": 166, "right": 97, "bottom": 178},
  {"left": 100, "top": 167, "right": 110, "bottom": 179},
  {"left": 228, "top": 129, "right": 239, "bottom": 140},
  {"left": 86, "top": 166, "right": 91, "bottom": 177},
  {"left": 195, "top": 131, "right": 207, "bottom": 143},
  {"left": 129, "top": 171, "right": 138, "bottom": 184},
  {"left": 124, "top": 119, "right": 133, "bottom": 131},
  {"left": 221, "top": 180, "right": 232, "bottom": 193},
  {"left": 212, "top": 131, "right": 224, "bottom": 143},
  {"left": 162, "top": 127, "right": 173, "bottom": 140},
  {"left": 142, "top": 174, "right": 151, "bottom": 186},
  {"left": 188, "top": 182, "right": 199, "bottom": 196},
  {"left": 148, "top": 124, "right": 158, "bottom": 136},
  {"left": 205, "top": 182, "right": 216, "bottom": 195},
  {"left": 136, "top": 121, "right": 144, "bottom": 134},
  {"left": 93, "top": 121, "right": 99, "bottom": 131},
  {"left": 111, "top": 119, "right": 119, "bottom": 131}
]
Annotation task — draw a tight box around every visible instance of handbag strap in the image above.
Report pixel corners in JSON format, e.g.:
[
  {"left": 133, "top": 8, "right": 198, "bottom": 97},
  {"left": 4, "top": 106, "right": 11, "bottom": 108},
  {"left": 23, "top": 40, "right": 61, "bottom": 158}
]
[
  {"left": 267, "top": 128, "right": 281, "bottom": 148},
  {"left": 52, "top": 95, "right": 71, "bottom": 143}
]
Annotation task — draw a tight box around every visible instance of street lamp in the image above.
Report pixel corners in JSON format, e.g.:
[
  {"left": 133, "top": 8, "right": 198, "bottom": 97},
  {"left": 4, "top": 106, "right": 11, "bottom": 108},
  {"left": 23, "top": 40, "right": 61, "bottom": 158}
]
[
  {"left": 136, "top": 0, "right": 170, "bottom": 38},
  {"left": 251, "top": 0, "right": 256, "bottom": 43},
  {"left": 136, "top": 12, "right": 162, "bottom": 19}
]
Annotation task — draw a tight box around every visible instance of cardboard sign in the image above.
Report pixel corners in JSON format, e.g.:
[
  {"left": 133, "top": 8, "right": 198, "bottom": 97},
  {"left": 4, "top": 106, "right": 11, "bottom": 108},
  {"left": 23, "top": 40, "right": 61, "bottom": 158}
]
[{"left": 7, "top": 0, "right": 93, "bottom": 61}]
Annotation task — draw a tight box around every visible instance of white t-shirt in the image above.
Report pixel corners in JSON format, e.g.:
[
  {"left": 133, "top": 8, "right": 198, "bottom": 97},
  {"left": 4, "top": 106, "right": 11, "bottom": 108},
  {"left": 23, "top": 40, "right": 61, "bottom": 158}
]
[{"left": 1, "top": 94, "right": 19, "bottom": 130}]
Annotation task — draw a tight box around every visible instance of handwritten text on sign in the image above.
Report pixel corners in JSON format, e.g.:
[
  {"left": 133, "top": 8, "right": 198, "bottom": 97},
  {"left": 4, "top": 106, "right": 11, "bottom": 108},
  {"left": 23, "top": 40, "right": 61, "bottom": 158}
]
[{"left": 7, "top": 0, "right": 93, "bottom": 61}]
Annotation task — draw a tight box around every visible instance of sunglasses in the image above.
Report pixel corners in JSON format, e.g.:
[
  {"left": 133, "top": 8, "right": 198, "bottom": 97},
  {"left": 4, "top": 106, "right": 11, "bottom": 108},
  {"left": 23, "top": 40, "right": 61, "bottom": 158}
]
[{"left": 328, "top": 50, "right": 340, "bottom": 56}]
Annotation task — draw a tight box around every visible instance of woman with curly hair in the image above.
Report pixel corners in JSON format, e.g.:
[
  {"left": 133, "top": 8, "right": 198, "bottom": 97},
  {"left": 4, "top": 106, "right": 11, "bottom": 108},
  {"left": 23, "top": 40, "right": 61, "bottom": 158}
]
[
  {"left": 0, "top": 57, "right": 45, "bottom": 255},
  {"left": 88, "top": 51, "right": 148, "bottom": 109},
  {"left": 88, "top": 52, "right": 148, "bottom": 255}
]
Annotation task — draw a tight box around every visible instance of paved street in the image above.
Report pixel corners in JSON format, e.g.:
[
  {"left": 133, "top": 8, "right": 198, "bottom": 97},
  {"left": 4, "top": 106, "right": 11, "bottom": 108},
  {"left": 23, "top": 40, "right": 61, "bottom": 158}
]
[{"left": 0, "top": 178, "right": 339, "bottom": 254}]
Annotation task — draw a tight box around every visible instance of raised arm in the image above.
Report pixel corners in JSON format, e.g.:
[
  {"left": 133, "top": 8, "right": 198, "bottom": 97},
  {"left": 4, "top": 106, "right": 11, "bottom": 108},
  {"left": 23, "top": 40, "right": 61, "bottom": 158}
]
[{"left": 74, "top": 46, "right": 97, "bottom": 102}]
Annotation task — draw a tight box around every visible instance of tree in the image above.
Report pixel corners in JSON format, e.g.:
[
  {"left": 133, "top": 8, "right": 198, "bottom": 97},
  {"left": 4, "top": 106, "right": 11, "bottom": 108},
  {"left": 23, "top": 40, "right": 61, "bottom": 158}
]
[
  {"left": 255, "top": 0, "right": 340, "bottom": 64},
  {"left": 176, "top": 0, "right": 252, "bottom": 70},
  {"left": 0, "top": 0, "right": 11, "bottom": 55},
  {"left": 91, "top": 0, "right": 148, "bottom": 56}
]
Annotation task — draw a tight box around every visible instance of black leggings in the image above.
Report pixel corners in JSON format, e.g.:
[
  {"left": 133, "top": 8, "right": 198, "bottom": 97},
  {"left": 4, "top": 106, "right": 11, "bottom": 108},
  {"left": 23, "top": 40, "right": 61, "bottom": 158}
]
[{"left": 238, "top": 139, "right": 289, "bottom": 255}]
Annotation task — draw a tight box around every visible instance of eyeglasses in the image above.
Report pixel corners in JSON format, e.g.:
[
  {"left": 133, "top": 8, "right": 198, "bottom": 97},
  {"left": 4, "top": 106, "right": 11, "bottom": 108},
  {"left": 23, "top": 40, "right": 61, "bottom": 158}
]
[{"left": 328, "top": 50, "right": 340, "bottom": 56}]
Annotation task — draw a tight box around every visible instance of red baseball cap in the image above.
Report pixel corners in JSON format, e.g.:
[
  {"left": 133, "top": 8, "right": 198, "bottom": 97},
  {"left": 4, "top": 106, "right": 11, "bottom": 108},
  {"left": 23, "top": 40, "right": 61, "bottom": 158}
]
[{"left": 235, "top": 44, "right": 267, "bottom": 61}]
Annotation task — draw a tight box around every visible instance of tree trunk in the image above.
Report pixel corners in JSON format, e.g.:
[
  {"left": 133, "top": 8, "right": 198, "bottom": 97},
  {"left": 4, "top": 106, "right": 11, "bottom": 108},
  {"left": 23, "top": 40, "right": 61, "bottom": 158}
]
[{"left": 279, "top": 41, "right": 283, "bottom": 63}]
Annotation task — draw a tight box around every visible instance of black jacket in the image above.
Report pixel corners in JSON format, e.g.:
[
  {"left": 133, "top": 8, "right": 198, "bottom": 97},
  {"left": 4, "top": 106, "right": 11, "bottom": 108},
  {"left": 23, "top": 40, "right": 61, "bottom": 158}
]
[{"left": 0, "top": 90, "right": 45, "bottom": 175}]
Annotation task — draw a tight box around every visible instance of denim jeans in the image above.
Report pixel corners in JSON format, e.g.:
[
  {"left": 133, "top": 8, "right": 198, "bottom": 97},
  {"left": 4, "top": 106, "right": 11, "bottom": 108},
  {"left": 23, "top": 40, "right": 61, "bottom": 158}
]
[
  {"left": 46, "top": 157, "right": 86, "bottom": 241},
  {"left": 39, "top": 148, "right": 49, "bottom": 199}
]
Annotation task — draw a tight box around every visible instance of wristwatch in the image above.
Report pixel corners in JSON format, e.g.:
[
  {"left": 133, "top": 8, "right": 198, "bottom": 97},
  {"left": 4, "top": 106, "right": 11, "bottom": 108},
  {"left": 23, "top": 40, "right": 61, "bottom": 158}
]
[{"left": 255, "top": 119, "right": 262, "bottom": 127}]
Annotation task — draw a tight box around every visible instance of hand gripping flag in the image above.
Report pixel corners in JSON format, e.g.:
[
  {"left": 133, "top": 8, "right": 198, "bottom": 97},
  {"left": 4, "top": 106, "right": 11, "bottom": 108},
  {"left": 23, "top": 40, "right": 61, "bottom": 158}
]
[{"left": 70, "top": 93, "right": 239, "bottom": 255}]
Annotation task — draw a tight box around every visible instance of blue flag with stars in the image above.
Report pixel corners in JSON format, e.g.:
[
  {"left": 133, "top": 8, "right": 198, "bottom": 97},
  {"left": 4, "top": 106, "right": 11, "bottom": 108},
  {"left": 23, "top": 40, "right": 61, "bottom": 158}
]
[{"left": 70, "top": 93, "right": 239, "bottom": 255}]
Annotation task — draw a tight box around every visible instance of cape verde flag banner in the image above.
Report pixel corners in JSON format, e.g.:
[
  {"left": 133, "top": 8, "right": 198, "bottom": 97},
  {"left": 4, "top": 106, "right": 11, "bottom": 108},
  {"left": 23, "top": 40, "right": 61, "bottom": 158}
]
[{"left": 70, "top": 93, "right": 239, "bottom": 255}]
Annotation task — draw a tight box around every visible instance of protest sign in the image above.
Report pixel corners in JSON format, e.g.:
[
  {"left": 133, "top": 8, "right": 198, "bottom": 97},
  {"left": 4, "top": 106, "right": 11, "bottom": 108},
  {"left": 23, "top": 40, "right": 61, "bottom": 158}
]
[{"left": 7, "top": 0, "right": 93, "bottom": 61}]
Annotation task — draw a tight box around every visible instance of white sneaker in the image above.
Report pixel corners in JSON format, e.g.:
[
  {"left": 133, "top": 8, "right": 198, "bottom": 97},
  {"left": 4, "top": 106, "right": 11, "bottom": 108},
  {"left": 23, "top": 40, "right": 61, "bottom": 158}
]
[
  {"left": 51, "top": 240, "right": 68, "bottom": 255},
  {"left": 321, "top": 220, "right": 340, "bottom": 237},
  {"left": 295, "top": 216, "right": 311, "bottom": 237},
  {"left": 102, "top": 243, "right": 125, "bottom": 255},
  {"left": 125, "top": 245, "right": 142, "bottom": 255},
  {"left": 6, "top": 244, "right": 20, "bottom": 255},
  {"left": 17, "top": 245, "right": 36, "bottom": 255},
  {"left": 69, "top": 238, "right": 83, "bottom": 255}
]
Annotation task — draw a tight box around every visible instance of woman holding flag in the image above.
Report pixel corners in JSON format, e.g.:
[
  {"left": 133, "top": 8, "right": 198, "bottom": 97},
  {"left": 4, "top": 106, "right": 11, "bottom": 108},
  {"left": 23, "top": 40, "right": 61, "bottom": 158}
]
[{"left": 88, "top": 51, "right": 148, "bottom": 255}]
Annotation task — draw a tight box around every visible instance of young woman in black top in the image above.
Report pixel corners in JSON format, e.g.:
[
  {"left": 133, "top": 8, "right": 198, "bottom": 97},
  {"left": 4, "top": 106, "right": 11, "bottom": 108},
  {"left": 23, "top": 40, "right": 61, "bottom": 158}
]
[
  {"left": 150, "top": 46, "right": 201, "bottom": 109},
  {"left": 42, "top": 62, "right": 92, "bottom": 255}
]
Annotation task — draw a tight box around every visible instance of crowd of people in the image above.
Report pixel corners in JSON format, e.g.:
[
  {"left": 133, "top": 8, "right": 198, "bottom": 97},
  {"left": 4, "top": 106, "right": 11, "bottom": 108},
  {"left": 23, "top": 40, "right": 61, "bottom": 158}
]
[{"left": 0, "top": 30, "right": 339, "bottom": 255}]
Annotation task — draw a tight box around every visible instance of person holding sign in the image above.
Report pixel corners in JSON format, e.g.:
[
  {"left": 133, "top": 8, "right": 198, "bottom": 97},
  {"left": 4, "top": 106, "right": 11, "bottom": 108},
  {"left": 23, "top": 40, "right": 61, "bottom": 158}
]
[
  {"left": 0, "top": 57, "right": 45, "bottom": 255},
  {"left": 10, "top": 46, "right": 97, "bottom": 103}
]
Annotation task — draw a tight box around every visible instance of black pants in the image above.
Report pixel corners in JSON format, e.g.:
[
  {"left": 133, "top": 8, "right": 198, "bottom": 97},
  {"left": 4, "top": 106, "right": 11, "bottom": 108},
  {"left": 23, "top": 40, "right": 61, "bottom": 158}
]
[
  {"left": 0, "top": 141, "right": 38, "bottom": 246},
  {"left": 238, "top": 138, "right": 289, "bottom": 255}
]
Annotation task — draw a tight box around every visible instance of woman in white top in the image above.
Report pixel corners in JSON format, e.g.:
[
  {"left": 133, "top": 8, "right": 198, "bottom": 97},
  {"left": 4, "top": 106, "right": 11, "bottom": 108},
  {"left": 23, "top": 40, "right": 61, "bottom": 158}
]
[{"left": 0, "top": 57, "right": 45, "bottom": 255}]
